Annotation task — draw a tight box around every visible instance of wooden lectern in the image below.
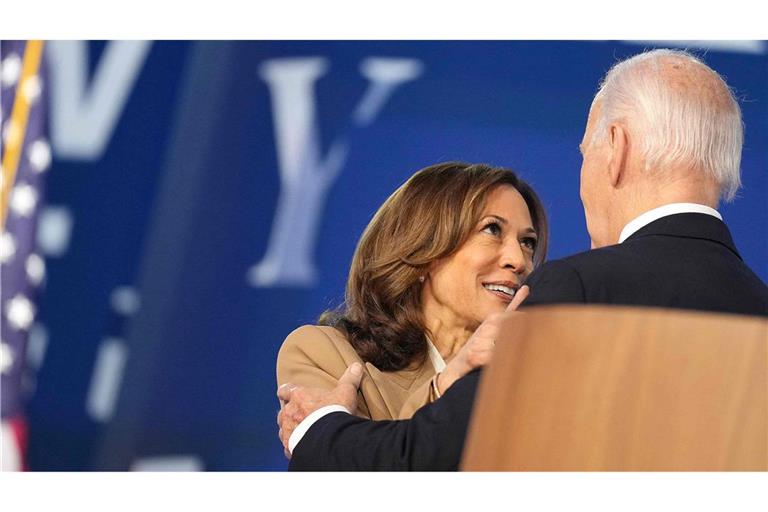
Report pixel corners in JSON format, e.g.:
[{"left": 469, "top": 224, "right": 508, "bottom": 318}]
[{"left": 461, "top": 305, "right": 768, "bottom": 471}]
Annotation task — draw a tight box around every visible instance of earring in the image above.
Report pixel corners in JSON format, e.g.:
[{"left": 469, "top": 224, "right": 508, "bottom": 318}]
[{"left": 419, "top": 276, "right": 425, "bottom": 283}]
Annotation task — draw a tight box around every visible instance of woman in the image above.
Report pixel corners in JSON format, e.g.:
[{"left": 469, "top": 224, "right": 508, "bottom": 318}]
[{"left": 276, "top": 162, "right": 548, "bottom": 420}]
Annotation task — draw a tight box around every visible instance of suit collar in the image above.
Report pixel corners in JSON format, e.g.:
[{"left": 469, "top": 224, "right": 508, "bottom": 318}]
[
  {"left": 625, "top": 212, "right": 741, "bottom": 260},
  {"left": 619, "top": 203, "right": 722, "bottom": 243}
]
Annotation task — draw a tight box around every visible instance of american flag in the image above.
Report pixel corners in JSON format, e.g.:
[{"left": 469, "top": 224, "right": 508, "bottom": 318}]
[{"left": 1, "top": 40, "right": 50, "bottom": 471}]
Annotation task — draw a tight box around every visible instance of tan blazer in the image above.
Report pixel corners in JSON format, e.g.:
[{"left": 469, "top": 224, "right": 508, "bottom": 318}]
[{"left": 276, "top": 325, "right": 440, "bottom": 420}]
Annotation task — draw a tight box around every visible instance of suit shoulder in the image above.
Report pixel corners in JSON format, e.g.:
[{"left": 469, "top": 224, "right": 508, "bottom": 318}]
[
  {"left": 524, "top": 256, "right": 587, "bottom": 306},
  {"left": 278, "top": 325, "right": 362, "bottom": 372},
  {"left": 280, "top": 325, "right": 348, "bottom": 358},
  {"left": 526, "top": 253, "right": 591, "bottom": 286},
  {"left": 558, "top": 244, "right": 627, "bottom": 267},
  {"left": 525, "top": 246, "right": 630, "bottom": 306},
  {"left": 537, "top": 245, "right": 634, "bottom": 280}
]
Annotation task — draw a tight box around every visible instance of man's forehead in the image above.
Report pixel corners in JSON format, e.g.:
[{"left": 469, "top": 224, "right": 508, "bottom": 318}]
[
  {"left": 587, "top": 98, "right": 602, "bottom": 119},
  {"left": 581, "top": 99, "right": 601, "bottom": 141}
]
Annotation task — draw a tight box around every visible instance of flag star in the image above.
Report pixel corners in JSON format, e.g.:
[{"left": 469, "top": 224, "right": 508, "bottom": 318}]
[
  {"left": 0, "top": 232, "right": 17, "bottom": 264},
  {"left": 0, "top": 342, "right": 14, "bottom": 375},
  {"left": 5, "top": 294, "right": 36, "bottom": 331},
  {"left": 28, "top": 138, "right": 52, "bottom": 173},
  {"left": 22, "top": 75, "right": 42, "bottom": 103},
  {"left": 26, "top": 253, "right": 46, "bottom": 286},
  {"left": 0, "top": 53, "right": 21, "bottom": 88},
  {"left": 10, "top": 183, "right": 38, "bottom": 217}
]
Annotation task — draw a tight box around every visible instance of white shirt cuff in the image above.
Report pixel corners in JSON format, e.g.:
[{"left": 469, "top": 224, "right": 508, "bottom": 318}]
[{"left": 288, "top": 404, "right": 351, "bottom": 454}]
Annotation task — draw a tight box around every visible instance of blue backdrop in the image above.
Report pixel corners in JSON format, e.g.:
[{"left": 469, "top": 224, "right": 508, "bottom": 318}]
[{"left": 18, "top": 40, "right": 767, "bottom": 470}]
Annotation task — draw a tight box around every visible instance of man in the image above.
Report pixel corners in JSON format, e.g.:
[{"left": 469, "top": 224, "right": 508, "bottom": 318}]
[{"left": 276, "top": 49, "right": 768, "bottom": 470}]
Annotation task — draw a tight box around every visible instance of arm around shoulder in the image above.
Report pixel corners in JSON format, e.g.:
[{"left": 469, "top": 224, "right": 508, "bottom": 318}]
[{"left": 289, "top": 369, "right": 481, "bottom": 471}]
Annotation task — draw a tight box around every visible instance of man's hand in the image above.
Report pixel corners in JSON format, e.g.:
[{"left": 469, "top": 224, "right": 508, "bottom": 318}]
[
  {"left": 276, "top": 362, "right": 364, "bottom": 458},
  {"left": 436, "top": 285, "right": 530, "bottom": 395}
]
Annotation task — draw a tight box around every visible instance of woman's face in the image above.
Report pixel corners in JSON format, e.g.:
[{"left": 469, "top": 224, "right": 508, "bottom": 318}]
[{"left": 421, "top": 185, "right": 538, "bottom": 331}]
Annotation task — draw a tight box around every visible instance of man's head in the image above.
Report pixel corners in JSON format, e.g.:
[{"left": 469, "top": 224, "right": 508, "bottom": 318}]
[{"left": 579, "top": 49, "right": 743, "bottom": 247}]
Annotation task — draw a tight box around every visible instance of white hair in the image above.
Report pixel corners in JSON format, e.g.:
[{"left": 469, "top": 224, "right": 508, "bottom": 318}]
[{"left": 592, "top": 49, "right": 743, "bottom": 201}]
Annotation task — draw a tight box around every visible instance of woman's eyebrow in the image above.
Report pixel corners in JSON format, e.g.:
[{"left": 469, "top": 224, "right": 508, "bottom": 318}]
[
  {"left": 485, "top": 215, "right": 537, "bottom": 235},
  {"left": 484, "top": 214, "right": 508, "bottom": 224}
]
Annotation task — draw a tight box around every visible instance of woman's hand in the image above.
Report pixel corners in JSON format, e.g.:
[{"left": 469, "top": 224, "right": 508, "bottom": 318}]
[{"left": 436, "top": 285, "right": 529, "bottom": 395}]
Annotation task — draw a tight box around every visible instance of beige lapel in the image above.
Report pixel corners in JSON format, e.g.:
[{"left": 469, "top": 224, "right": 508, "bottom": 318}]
[{"left": 364, "top": 361, "right": 435, "bottom": 419}]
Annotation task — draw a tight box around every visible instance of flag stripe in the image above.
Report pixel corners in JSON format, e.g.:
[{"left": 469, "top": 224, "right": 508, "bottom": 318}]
[{"left": 1, "top": 40, "right": 45, "bottom": 230}]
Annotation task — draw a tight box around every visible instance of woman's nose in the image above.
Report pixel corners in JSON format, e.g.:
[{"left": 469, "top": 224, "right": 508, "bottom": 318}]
[{"left": 500, "top": 242, "right": 527, "bottom": 274}]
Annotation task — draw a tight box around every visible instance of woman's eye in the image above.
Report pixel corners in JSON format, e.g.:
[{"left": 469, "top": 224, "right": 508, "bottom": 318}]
[
  {"left": 521, "top": 237, "right": 538, "bottom": 251},
  {"left": 481, "top": 222, "right": 502, "bottom": 236}
]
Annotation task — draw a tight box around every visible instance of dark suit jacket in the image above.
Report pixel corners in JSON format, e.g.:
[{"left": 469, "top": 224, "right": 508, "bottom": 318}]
[{"left": 289, "top": 213, "right": 768, "bottom": 471}]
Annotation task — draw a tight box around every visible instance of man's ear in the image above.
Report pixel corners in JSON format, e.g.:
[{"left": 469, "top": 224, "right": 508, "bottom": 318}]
[{"left": 607, "top": 123, "right": 628, "bottom": 187}]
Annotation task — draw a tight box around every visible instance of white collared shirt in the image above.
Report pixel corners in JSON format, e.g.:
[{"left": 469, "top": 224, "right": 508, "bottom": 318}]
[
  {"left": 426, "top": 336, "right": 447, "bottom": 373},
  {"left": 618, "top": 203, "right": 722, "bottom": 244},
  {"left": 287, "top": 337, "right": 446, "bottom": 455}
]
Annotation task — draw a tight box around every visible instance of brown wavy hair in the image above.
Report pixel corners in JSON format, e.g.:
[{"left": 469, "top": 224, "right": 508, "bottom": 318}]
[{"left": 319, "top": 162, "right": 548, "bottom": 371}]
